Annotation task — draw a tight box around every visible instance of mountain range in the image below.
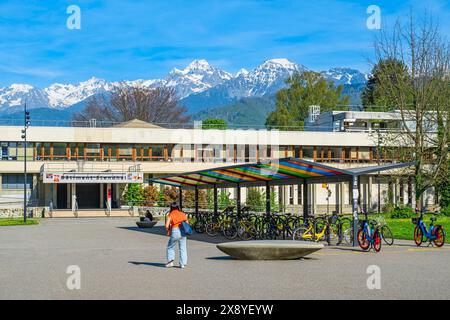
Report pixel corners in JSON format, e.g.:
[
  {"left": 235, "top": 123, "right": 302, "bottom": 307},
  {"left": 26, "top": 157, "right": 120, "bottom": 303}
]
[{"left": 0, "top": 58, "right": 368, "bottom": 123}]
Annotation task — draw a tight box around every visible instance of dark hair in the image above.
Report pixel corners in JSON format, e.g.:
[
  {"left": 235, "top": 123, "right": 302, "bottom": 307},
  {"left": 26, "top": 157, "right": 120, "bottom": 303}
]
[{"left": 170, "top": 202, "right": 180, "bottom": 211}]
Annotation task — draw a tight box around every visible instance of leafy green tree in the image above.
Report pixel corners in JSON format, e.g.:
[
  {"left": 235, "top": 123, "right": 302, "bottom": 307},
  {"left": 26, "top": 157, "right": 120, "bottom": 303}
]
[
  {"left": 361, "top": 59, "right": 411, "bottom": 111},
  {"left": 123, "top": 183, "right": 144, "bottom": 206},
  {"left": 246, "top": 188, "right": 264, "bottom": 211},
  {"left": 202, "top": 118, "right": 227, "bottom": 129},
  {"left": 218, "top": 190, "right": 236, "bottom": 210},
  {"left": 266, "top": 71, "right": 349, "bottom": 130}
]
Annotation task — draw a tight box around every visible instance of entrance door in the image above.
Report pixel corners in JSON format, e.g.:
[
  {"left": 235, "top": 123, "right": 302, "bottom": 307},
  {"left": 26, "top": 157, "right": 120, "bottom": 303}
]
[
  {"left": 76, "top": 184, "right": 100, "bottom": 209},
  {"left": 56, "top": 184, "right": 68, "bottom": 209}
]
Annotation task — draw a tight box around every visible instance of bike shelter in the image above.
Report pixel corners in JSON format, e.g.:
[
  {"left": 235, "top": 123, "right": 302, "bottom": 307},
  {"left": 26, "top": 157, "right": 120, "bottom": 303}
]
[{"left": 150, "top": 157, "right": 415, "bottom": 246}]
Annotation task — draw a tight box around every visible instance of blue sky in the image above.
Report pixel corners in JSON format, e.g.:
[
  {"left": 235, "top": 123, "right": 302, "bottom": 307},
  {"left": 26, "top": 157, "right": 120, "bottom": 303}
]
[{"left": 0, "top": 0, "right": 448, "bottom": 87}]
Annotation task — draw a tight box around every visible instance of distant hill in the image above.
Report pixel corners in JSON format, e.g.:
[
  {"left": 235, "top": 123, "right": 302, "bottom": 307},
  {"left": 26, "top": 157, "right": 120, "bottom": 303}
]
[{"left": 192, "top": 97, "right": 276, "bottom": 126}]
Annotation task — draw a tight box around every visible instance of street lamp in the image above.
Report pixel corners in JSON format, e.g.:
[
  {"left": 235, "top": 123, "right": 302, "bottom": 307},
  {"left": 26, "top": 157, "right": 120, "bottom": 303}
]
[
  {"left": 21, "top": 103, "right": 30, "bottom": 222},
  {"left": 376, "top": 129, "right": 384, "bottom": 214}
]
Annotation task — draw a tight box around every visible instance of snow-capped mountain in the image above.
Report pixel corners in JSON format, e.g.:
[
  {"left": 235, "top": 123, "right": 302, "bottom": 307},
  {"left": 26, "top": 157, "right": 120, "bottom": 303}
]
[
  {"left": 165, "top": 59, "right": 232, "bottom": 98},
  {"left": 0, "top": 84, "right": 49, "bottom": 111},
  {"left": 0, "top": 59, "right": 367, "bottom": 113},
  {"left": 44, "top": 77, "right": 111, "bottom": 109},
  {"left": 321, "top": 67, "right": 368, "bottom": 85},
  {"left": 180, "top": 58, "right": 306, "bottom": 112}
]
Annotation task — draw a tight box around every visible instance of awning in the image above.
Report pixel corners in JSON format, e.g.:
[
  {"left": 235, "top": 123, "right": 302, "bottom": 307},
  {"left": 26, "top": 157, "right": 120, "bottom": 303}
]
[{"left": 149, "top": 157, "right": 415, "bottom": 190}]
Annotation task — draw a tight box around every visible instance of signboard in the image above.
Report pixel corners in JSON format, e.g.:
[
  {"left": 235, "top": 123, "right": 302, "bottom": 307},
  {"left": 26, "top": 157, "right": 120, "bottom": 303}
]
[{"left": 43, "top": 172, "right": 144, "bottom": 184}]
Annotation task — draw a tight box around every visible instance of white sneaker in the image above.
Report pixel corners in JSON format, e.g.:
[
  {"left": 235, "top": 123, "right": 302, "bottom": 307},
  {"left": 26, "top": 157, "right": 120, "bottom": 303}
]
[
  {"left": 165, "top": 261, "right": 174, "bottom": 268},
  {"left": 179, "top": 264, "right": 185, "bottom": 269}
]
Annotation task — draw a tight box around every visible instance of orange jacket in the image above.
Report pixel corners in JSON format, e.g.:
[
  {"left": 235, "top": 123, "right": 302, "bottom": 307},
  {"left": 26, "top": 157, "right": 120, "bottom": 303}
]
[{"left": 168, "top": 209, "right": 187, "bottom": 229}]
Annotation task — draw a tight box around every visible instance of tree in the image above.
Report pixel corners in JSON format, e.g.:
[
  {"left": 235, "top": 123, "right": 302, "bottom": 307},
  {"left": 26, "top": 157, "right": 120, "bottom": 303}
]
[
  {"left": 163, "top": 186, "right": 179, "bottom": 206},
  {"left": 371, "top": 13, "right": 450, "bottom": 209},
  {"left": 246, "top": 188, "right": 263, "bottom": 211},
  {"left": 266, "top": 71, "right": 349, "bottom": 130},
  {"left": 123, "top": 183, "right": 144, "bottom": 206},
  {"left": 182, "top": 189, "right": 207, "bottom": 209},
  {"left": 143, "top": 185, "right": 159, "bottom": 206},
  {"left": 201, "top": 118, "right": 227, "bottom": 129},
  {"left": 73, "top": 85, "right": 191, "bottom": 125},
  {"left": 361, "top": 59, "right": 412, "bottom": 111},
  {"left": 218, "top": 190, "right": 236, "bottom": 210}
]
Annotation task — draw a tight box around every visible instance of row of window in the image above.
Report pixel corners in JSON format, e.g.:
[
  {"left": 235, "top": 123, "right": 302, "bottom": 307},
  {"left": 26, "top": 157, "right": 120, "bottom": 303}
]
[
  {"left": 1, "top": 173, "right": 33, "bottom": 190},
  {"left": 0, "top": 141, "right": 394, "bottom": 163}
]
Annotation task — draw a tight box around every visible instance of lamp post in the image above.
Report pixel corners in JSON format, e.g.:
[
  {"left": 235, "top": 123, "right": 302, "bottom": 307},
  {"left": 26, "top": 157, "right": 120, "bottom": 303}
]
[
  {"left": 21, "top": 103, "right": 30, "bottom": 222},
  {"left": 376, "top": 129, "right": 383, "bottom": 214}
]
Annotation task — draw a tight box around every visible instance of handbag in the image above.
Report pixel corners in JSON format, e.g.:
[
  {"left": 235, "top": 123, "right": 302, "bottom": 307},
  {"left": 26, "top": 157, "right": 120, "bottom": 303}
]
[{"left": 180, "top": 220, "right": 193, "bottom": 236}]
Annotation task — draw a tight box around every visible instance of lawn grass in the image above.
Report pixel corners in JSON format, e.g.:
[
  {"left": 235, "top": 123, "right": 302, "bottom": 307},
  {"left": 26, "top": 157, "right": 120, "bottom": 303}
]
[
  {"left": 0, "top": 218, "right": 39, "bottom": 226},
  {"left": 385, "top": 216, "right": 450, "bottom": 243}
]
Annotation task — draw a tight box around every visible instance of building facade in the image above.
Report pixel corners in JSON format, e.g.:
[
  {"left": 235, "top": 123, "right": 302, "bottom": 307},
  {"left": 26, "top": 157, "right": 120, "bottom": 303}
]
[{"left": 0, "top": 119, "right": 437, "bottom": 216}]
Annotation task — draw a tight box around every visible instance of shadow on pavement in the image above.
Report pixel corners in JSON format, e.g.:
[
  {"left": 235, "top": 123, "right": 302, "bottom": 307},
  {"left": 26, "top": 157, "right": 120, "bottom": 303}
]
[
  {"left": 129, "top": 261, "right": 167, "bottom": 268},
  {"left": 118, "top": 225, "right": 238, "bottom": 244},
  {"left": 205, "top": 256, "right": 235, "bottom": 260}
]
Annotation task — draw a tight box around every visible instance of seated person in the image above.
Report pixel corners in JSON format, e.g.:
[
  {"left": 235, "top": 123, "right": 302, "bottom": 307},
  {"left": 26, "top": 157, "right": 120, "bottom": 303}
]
[{"left": 143, "top": 210, "right": 153, "bottom": 222}]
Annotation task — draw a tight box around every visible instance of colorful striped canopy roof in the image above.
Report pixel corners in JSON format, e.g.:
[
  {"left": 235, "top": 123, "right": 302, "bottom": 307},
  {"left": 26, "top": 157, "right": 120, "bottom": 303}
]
[
  {"left": 150, "top": 158, "right": 356, "bottom": 189},
  {"left": 150, "top": 158, "right": 415, "bottom": 189}
]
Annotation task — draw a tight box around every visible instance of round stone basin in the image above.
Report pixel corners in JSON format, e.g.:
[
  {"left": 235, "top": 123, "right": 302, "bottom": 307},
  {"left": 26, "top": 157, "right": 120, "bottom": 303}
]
[
  {"left": 136, "top": 221, "right": 157, "bottom": 228},
  {"left": 216, "top": 240, "right": 324, "bottom": 260}
]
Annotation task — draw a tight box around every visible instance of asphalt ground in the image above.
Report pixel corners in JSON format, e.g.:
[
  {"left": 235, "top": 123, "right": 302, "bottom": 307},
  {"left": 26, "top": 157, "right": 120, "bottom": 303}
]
[{"left": 0, "top": 218, "right": 449, "bottom": 299}]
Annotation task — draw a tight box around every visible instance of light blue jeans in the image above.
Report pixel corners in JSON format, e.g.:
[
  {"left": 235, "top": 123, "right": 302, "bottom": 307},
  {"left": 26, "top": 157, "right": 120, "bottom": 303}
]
[{"left": 166, "top": 228, "right": 187, "bottom": 266}]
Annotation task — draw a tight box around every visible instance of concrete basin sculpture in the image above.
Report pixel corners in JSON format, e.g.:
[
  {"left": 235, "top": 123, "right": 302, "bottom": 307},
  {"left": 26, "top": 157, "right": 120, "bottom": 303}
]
[
  {"left": 136, "top": 221, "right": 157, "bottom": 228},
  {"left": 216, "top": 240, "right": 324, "bottom": 260}
]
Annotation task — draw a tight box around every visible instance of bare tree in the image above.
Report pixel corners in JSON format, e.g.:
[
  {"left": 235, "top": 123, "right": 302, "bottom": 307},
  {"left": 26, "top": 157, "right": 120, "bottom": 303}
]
[
  {"left": 371, "top": 13, "right": 450, "bottom": 209},
  {"left": 73, "top": 85, "right": 191, "bottom": 126}
]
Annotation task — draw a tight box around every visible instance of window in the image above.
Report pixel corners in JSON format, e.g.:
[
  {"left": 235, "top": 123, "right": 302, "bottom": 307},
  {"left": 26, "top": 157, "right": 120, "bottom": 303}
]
[
  {"left": 2, "top": 174, "right": 32, "bottom": 189},
  {"left": 53, "top": 143, "right": 67, "bottom": 160},
  {"left": 0, "top": 142, "right": 33, "bottom": 161},
  {"left": 85, "top": 144, "right": 101, "bottom": 160}
]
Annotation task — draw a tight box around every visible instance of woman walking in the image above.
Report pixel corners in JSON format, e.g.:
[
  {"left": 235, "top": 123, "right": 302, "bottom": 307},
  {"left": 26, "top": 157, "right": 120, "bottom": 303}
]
[{"left": 165, "top": 202, "right": 188, "bottom": 268}]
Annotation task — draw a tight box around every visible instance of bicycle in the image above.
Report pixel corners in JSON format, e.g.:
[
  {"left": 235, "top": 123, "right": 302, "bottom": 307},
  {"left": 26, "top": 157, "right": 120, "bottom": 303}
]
[
  {"left": 357, "top": 212, "right": 382, "bottom": 252},
  {"left": 374, "top": 215, "right": 394, "bottom": 246},
  {"left": 412, "top": 211, "right": 445, "bottom": 247},
  {"left": 292, "top": 213, "right": 341, "bottom": 245}
]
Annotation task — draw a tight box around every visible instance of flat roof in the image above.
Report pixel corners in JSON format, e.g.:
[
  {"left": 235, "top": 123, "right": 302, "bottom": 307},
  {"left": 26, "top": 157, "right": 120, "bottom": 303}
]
[{"left": 149, "top": 157, "right": 415, "bottom": 189}]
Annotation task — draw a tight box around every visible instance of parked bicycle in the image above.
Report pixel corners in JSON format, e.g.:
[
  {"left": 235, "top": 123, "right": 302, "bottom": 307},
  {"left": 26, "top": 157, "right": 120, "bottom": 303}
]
[
  {"left": 357, "top": 211, "right": 382, "bottom": 252},
  {"left": 374, "top": 215, "right": 394, "bottom": 246},
  {"left": 412, "top": 211, "right": 445, "bottom": 247},
  {"left": 292, "top": 213, "right": 342, "bottom": 245}
]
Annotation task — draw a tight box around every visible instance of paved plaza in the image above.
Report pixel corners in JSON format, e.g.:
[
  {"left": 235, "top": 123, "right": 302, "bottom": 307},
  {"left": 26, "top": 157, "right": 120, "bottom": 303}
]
[{"left": 0, "top": 218, "right": 449, "bottom": 299}]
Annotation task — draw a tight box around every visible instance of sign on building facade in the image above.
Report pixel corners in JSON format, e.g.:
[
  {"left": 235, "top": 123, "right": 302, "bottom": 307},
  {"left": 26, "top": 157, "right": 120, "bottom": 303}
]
[{"left": 43, "top": 172, "right": 144, "bottom": 184}]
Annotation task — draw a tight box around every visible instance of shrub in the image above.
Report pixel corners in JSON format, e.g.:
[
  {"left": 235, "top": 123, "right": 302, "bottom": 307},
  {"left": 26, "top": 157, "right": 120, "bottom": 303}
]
[
  {"left": 123, "top": 183, "right": 144, "bottom": 206},
  {"left": 441, "top": 206, "right": 450, "bottom": 217},
  {"left": 390, "top": 205, "right": 415, "bottom": 219}
]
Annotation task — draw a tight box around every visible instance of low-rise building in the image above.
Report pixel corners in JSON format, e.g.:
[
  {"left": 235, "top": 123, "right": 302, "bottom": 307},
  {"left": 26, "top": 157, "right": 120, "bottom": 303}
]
[{"left": 0, "top": 118, "right": 437, "bottom": 217}]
